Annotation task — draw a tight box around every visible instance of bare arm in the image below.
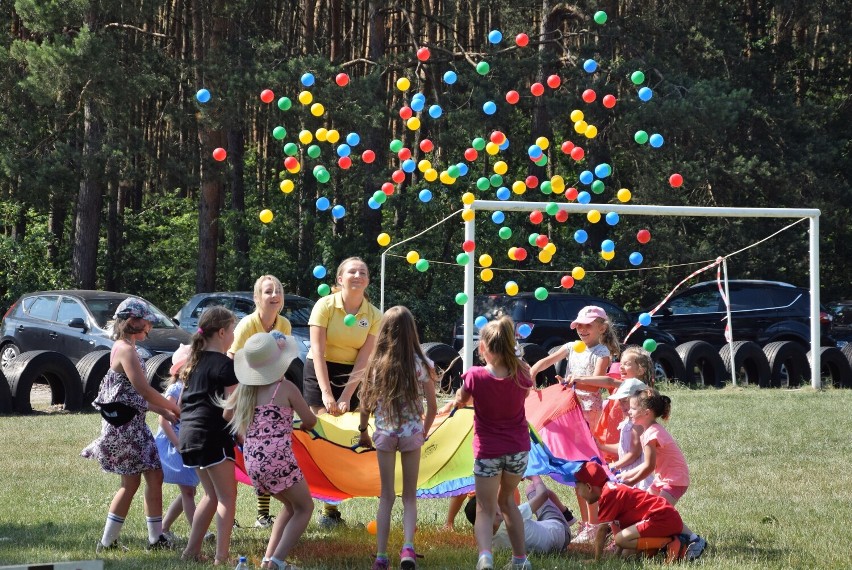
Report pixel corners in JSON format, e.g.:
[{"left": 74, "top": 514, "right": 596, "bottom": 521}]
[
  {"left": 452, "top": 385, "right": 472, "bottom": 409},
  {"left": 593, "top": 523, "right": 610, "bottom": 560},
  {"left": 339, "top": 333, "right": 377, "bottom": 411},
  {"left": 610, "top": 424, "right": 643, "bottom": 471},
  {"left": 526, "top": 476, "right": 551, "bottom": 513},
  {"left": 570, "top": 356, "right": 614, "bottom": 390},
  {"left": 115, "top": 341, "right": 179, "bottom": 421},
  {"left": 621, "top": 440, "right": 656, "bottom": 485},
  {"left": 422, "top": 367, "right": 438, "bottom": 435},
  {"left": 530, "top": 345, "right": 567, "bottom": 379},
  {"left": 309, "top": 325, "right": 337, "bottom": 414},
  {"left": 158, "top": 391, "right": 181, "bottom": 447},
  {"left": 284, "top": 382, "right": 317, "bottom": 431}
]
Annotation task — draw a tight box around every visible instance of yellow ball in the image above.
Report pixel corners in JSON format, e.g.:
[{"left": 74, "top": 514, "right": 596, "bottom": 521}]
[
  {"left": 366, "top": 520, "right": 377, "bottom": 535},
  {"left": 617, "top": 188, "right": 632, "bottom": 202},
  {"left": 407, "top": 117, "right": 421, "bottom": 131},
  {"left": 287, "top": 162, "right": 301, "bottom": 174},
  {"left": 493, "top": 161, "right": 508, "bottom": 175},
  {"left": 424, "top": 168, "right": 438, "bottom": 182},
  {"left": 538, "top": 251, "right": 552, "bottom": 263},
  {"left": 587, "top": 209, "right": 601, "bottom": 223},
  {"left": 512, "top": 181, "right": 527, "bottom": 195},
  {"left": 574, "top": 120, "right": 588, "bottom": 134},
  {"left": 440, "top": 170, "right": 455, "bottom": 185},
  {"left": 279, "top": 180, "right": 294, "bottom": 194},
  {"left": 418, "top": 159, "right": 431, "bottom": 173},
  {"left": 377, "top": 233, "right": 391, "bottom": 247},
  {"left": 505, "top": 281, "right": 519, "bottom": 296},
  {"left": 461, "top": 208, "right": 475, "bottom": 222},
  {"left": 298, "top": 90, "right": 313, "bottom": 105},
  {"left": 573, "top": 341, "right": 587, "bottom": 353},
  {"left": 507, "top": 247, "right": 517, "bottom": 260},
  {"left": 406, "top": 251, "right": 420, "bottom": 264},
  {"left": 535, "top": 136, "right": 550, "bottom": 150},
  {"left": 601, "top": 249, "right": 615, "bottom": 260},
  {"left": 298, "top": 130, "right": 313, "bottom": 145},
  {"left": 310, "top": 103, "right": 325, "bottom": 117},
  {"left": 480, "top": 268, "right": 494, "bottom": 282},
  {"left": 462, "top": 192, "right": 475, "bottom": 205},
  {"left": 479, "top": 254, "right": 493, "bottom": 268},
  {"left": 315, "top": 127, "right": 328, "bottom": 141},
  {"left": 396, "top": 77, "right": 411, "bottom": 91},
  {"left": 572, "top": 266, "right": 586, "bottom": 280},
  {"left": 584, "top": 125, "right": 598, "bottom": 139},
  {"left": 543, "top": 243, "right": 556, "bottom": 255},
  {"left": 570, "top": 109, "right": 584, "bottom": 123},
  {"left": 485, "top": 142, "right": 500, "bottom": 155},
  {"left": 259, "top": 209, "right": 274, "bottom": 224},
  {"left": 551, "top": 175, "right": 565, "bottom": 193},
  {"left": 326, "top": 129, "right": 340, "bottom": 144}
]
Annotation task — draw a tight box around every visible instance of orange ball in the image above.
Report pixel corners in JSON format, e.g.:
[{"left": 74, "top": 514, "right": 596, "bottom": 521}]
[{"left": 366, "top": 520, "right": 377, "bottom": 535}]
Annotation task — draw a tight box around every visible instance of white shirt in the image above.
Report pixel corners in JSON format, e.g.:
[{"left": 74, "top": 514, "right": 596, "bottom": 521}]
[{"left": 492, "top": 503, "right": 567, "bottom": 553}]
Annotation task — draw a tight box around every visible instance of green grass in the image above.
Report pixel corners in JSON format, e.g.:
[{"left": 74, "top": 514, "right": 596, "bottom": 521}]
[{"left": 1, "top": 386, "right": 851, "bottom": 569}]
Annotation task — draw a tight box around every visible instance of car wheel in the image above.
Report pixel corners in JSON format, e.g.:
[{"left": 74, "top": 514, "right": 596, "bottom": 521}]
[
  {"left": 763, "top": 341, "right": 808, "bottom": 388},
  {"left": 520, "top": 343, "right": 556, "bottom": 387},
  {"left": 421, "top": 342, "right": 463, "bottom": 393},
  {"left": 841, "top": 344, "right": 852, "bottom": 371},
  {"left": 719, "top": 341, "right": 771, "bottom": 388},
  {"left": 648, "top": 343, "right": 687, "bottom": 385},
  {"left": 145, "top": 353, "right": 173, "bottom": 393},
  {"left": 807, "top": 347, "right": 852, "bottom": 389},
  {"left": 1, "top": 342, "right": 21, "bottom": 370},
  {"left": 4, "top": 350, "right": 83, "bottom": 414},
  {"left": 76, "top": 350, "right": 112, "bottom": 406},
  {"left": 548, "top": 345, "right": 567, "bottom": 380},
  {"left": 676, "top": 341, "right": 725, "bottom": 388},
  {"left": 0, "top": 367, "right": 12, "bottom": 414},
  {"left": 285, "top": 358, "right": 304, "bottom": 393}
]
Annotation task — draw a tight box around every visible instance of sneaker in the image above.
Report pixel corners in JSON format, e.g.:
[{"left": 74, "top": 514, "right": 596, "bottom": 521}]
[
  {"left": 572, "top": 523, "right": 599, "bottom": 544},
  {"left": 562, "top": 508, "right": 578, "bottom": 527},
  {"left": 95, "top": 539, "right": 128, "bottom": 554},
  {"left": 203, "top": 531, "right": 216, "bottom": 543},
  {"left": 317, "top": 509, "right": 345, "bottom": 529},
  {"left": 161, "top": 530, "right": 178, "bottom": 544},
  {"left": 476, "top": 553, "right": 494, "bottom": 570},
  {"left": 146, "top": 534, "right": 175, "bottom": 551},
  {"left": 400, "top": 546, "right": 422, "bottom": 570},
  {"left": 500, "top": 560, "right": 532, "bottom": 570},
  {"left": 664, "top": 536, "right": 683, "bottom": 563},
  {"left": 255, "top": 514, "right": 276, "bottom": 528},
  {"left": 685, "top": 535, "right": 707, "bottom": 561},
  {"left": 372, "top": 557, "right": 390, "bottom": 570}
]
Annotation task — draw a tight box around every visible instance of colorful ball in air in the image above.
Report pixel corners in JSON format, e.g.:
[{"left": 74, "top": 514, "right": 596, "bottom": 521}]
[
  {"left": 649, "top": 133, "right": 664, "bottom": 148},
  {"left": 618, "top": 188, "right": 632, "bottom": 202},
  {"left": 279, "top": 180, "right": 294, "bottom": 194},
  {"left": 637, "top": 229, "right": 651, "bottom": 244},
  {"left": 331, "top": 205, "right": 346, "bottom": 219},
  {"left": 300, "top": 72, "right": 315, "bottom": 87},
  {"left": 572, "top": 266, "right": 586, "bottom": 280},
  {"left": 572, "top": 341, "right": 587, "bottom": 353},
  {"left": 480, "top": 269, "right": 493, "bottom": 282},
  {"left": 491, "top": 211, "right": 505, "bottom": 224},
  {"left": 587, "top": 210, "right": 601, "bottom": 223},
  {"left": 479, "top": 254, "right": 492, "bottom": 267},
  {"left": 669, "top": 173, "right": 683, "bottom": 187},
  {"left": 638, "top": 312, "right": 652, "bottom": 327},
  {"left": 561, "top": 275, "right": 575, "bottom": 289},
  {"left": 505, "top": 281, "right": 519, "bottom": 296},
  {"left": 260, "top": 89, "right": 274, "bottom": 103},
  {"left": 343, "top": 314, "right": 357, "bottom": 327},
  {"left": 534, "top": 287, "right": 549, "bottom": 301},
  {"left": 418, "top": 189, "right": 432, "bottom": 203},
  {"left": 630, "top": 71, "right": 645, "bottom": 85},
  {"left": 443, "top": 70, "right": 457, "bottom": 84},
  {"left": 593, "top": 11, "right": 608, "bottom": 24},
  {"left": 456, "top": 253, "right": 470, "bottom": 265},
  {"left": 415, "top": 259, "right": 430, "bottom": 272},
  {"left": 515, "top": 33, "right": 529, "bottom": 47},
  {"left": 476, "top": 61, "right": 490, "bottom": 75},
  {"left": 461, "top": 209, "right": 475, "bottom": 222},
  {"left": 606, "top": 212, "right": 620, "bottom": 226},
  {"left": 259, "top": 209, "right": 273, "bottom": 224},
  {"left": 638, "top": 87, "right": 653, "bottom": 102},
  {"left": 277, "top": 96, "right": 292, "bottom": 111},
  {"left": 317, "top": 283, "right": 331, "bottom": 296},
  {"left": 396, "top": 77, "right": 411, "bottom": 91},
  {"left": 462, "top": 240, "right": 476, "bottom": 253},
  {"left": 602, "top": 94, "right": 617, "bottom": 108},
  {"left": 297, "top": 90, "right": 312, "bottom": 105},
  {"left": 196, "top": 89, "right": 211, "bottom": 103},
  {"left": 482, "top": 101, "right": 497, "bottom": 115},
  {"left": 310, "top": 103, "right": 325, "bottom": 117},
  {"left": 582, "top": 89, "right": 596, "bottom": 103},
  {"left": 416, "top": 46, "right": 431, "bottom": 61},
  {"left": 455, "top": 292, "right": 469, "bottom": 305},
  {"left": 601, "top": 239, "right": 615, "bottom": 253},
  {"left": 634, "top": 130, "right": 649, "bottom": 145},
  {"left": 517, "top": 323, "right": 532, "bottom": 338},
  {"left": 377, "top": 233, "right": 391, "bottom": 246},
  {"left": 642, "top": 339, "right": 658, "bottom": 353},
  {"left": 488, "top": 29, "right": 503, "bottom": 44},
  {"left": 335, "top": 73, "right": 349, "bottom": 87},
  {"left": 498, "top": 227, "right": 512, "bottom": 240},
  {"left": 546, "top": 74, "right": 561, "bottom": 89},
  {"left": 212, "top": 148, "right": 227, "bottom": 162},
  {"left": 312, "top": 265, "right": 327, "bottom": 279},
  {"left": 506, "top": 90, "right": 520, "bottom": 104},
  {"left": 583, "top": 59, "right": 597, "bottom": 73},
  {"left": 600, "top": 250, "right": 615, "bottom": 261},
  {"left": 475, "top": 316, "right": 489, "bottom": 330}
]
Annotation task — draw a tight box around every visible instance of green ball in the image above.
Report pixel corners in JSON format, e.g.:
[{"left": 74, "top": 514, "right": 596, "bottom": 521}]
[
  {"left": 415, "top": 259, "right": 430, "bottom": 272},
  {"left": 545, "top": 202, "right": 559, "bottom": 216},
  {"left": 476, "top": 61, "right": 490, "bottom": 75},
  {"left": 343, "top": 314, "right": 357, "bottom": 327},
  {"left": 456, "top": 252, "right": 470, "bottom": 265},
  {"left": 534, "top": 155, "right": 548, "bottom": 166},
  {"left": 591, "top": 180, "right": 605, "bottom": 194},
  {"left": 272, "top": 126, "right": 286, "bottom": 140},
  {"left": 643, "top": 338, "right": 658, "bottom": 353},
  {"left": 283, "top": 142, "right": 299, "bottom": 156},
  {"left": 634, "top": 130, "right": 649, "bottom": 144},
  {"left": 498, "top": 226, "right": 512, "bottom": 240},
  {"left": 593, "top": 10, "right": 608, "bottom": 24},
  {"left": 630, "top": 71, "right": 646, "bottom": 85},
  {"left": 447, "top": 164, "right": 460, "bottom": 178},
  {"left": 307, "top": 144, "right": 321, "bottom": 158},
  {"left": 540, "top": 181, "right": 552, "bottom": 194},
  {"left": 534, "top": 287, "right": 549, "bottom": 301},
  {"left": 389, "top": 139, "right": 404, "bottom": 152},
  {"left": 372, "top": 190, "right": 387, "bottom": 204},
  {"left": 489, "top": 174, "right": 503, "bottom": 188},
  {"left": 317, "top": 283, "right": 331, "bottom": 296},
  {"left": 528, "top": 233, "right": 540, "bottom": 246},
  {"left": 472, "top": 137, "right": 486, "bottom": 151},
  {"left": 455, "top": 292, "right": 469, "bottom": 305},
  {"left": 315, "top": 168, "right": 330, "bottom": 183},
  {"left": 476, "top": 177, "right": 490, "bottom": 191},
  {"left": 277, "top": 96, "right": 292, "bottom": 111}
]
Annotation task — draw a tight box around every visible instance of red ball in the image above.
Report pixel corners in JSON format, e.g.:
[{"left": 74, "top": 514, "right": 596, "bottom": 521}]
[
  {"left": 381, "top": 182, "right": 395, "bottom": 195},
  {"left": 637, "top": 229, "right": 651, "bottom": 244},
  {"left": 514, "top": 247, "right": 528, "bottom": 261},
  {"left": 283, "top": 156, "right": 298, "bottom": 170},
  {"left": 462, "top": 239, "right": 476, "bottom": 253},
  {"left": 515, "top": 33, "right": 529, "bottom": 47},
  {"left": 525, "top": 175, "right": 539, "bottom": 188},
  {"left": 582, "top": 89, "right": 596, "bottom": 103},
  {"left": 259, "top": 89, "right": 274, "bottom": 103},
  {"left": 505, "top": 90, "right": 520, "bottom": 104},
  {"left": 565, "top": 187, "right": 579, "bottom": 200},
  {"left": 419, "top": 139, "right": 434, "bottom": 153},
  {"left": 391, "top": 170, "right": 406, "bottom": 183},
  {"left": 464, "top": 148, "right": 479, "bottom": 161},
  {"left": 212, "top": 147, "right": 227, "bottom": 162},
  {"left": 337, "top": 156, "right": 352, "bottom": 169},
  {"left": 602, "top": 94, "right": 617, "bottom": 108},
  {"left": 570, "top": 146, "right": 585, "bottom": 161},
  {"left": 535, "top": 234, "right": 549, "bottom": 248},
  {"left": 669, "top": 173, "right": 684, "bottom": 188},
  {"left": 530, "top": 83, "right": 545, "bottom": 97},
  {"left": 554, "top": 209, "right": 569, "bottom": 223},
  {"left": 397, "top": 147, "right": 412, "bottom": 161},
  {"left": 399, "top": 106, "right": 413, "bottom": 120},
  {"left": 335, "top": 73, "right": 349, "bottom": 87},
  {"left": 490, "top": 130, "right": 506, "bottom": 144},
  {"left": 529, "top": 210, "right": 544, "bottom": 224},
  {"left": 546, "top": 74, "right": 561, "bottom": 89},
  {"left": 416, "top": 47, "right": 431, "bottom": 61},
  {"left": 561, "top": 140, "right": 575, "bottom": 154},
  {"left": 361, "top": 150, "right": 376, "bottom": 163},
  {"left": 560, "top": 275, "right": 575, "bottom": 289}
]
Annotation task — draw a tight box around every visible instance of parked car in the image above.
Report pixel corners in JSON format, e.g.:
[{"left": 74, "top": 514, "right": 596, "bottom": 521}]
[
  {"left": 173, "top": 292, "right": 314, "bottom": 362},
  {"left": 1, "top": 290, "right": 191, "bottom": 371},
  {"left": 640, "top": 280, "right": 835, "bottom": 349},
  {"left": 827, "top": 300, "right": 852, "bottom": 346}
]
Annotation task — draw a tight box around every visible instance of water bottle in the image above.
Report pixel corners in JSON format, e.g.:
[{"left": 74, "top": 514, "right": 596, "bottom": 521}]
[{"left": 234, "top": 556, "right": 249, "bottom": 570}]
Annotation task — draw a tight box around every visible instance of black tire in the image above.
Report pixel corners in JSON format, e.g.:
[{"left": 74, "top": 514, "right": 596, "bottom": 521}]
[
  {"left": 145, "top": 353, "right": 173, "bottom": 393},
  {"left": 763, "top": 341, "right": 809, "bottom": 388},
  {"left": 841, "top": 344, "right": 852, "bottom": 370},
  {"left": 76, "top": 350, "right": 111, "bottom": 405},
  {"left": 0, "top": 367, "right": 12, "bottom": 414},
  {"left": 548, "top": 345, "right": 567, "bottom": 379},
  {"left": 676, "top": 341, "right": 725, "bottom": 388},
  {"left": 285, "top": 358, "right": 305, "bottom": 393},
  {"left": 1, "top": 341, "right": 20, "bottom": 371},
  {"left": 649, "top": 343, "right": 687, "bottom": 385},
  {"left": 520, "top": 343, "right": 557, "bottom": 387},
  {"left": 719, "top": 341, "right": 771, "bottom": 388},
  {"left": 807, "top": 347, "right": 852, "bottom": 389},
  {"left": 4, "top": 350, "right": 83, "bottom": 414},
  {"left": 422, "top": 342, "right": 463, "bottom": 392}
]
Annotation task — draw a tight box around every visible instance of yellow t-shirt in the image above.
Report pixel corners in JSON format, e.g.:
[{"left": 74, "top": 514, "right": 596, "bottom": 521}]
[
  {"left": 308, "top": 292, "right": 382, "bottom": 365},
  {"left": 229, "top": 311, "right": 292, "bottom": 354}
]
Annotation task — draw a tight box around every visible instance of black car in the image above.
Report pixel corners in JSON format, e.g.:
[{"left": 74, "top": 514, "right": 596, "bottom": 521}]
[
  {"left": 0, "top": 290, "right": 191, "bottom": 370},
  {"left": 642, "top": 280, "right": 834, "bottom": 348},
  {"left": 173, "top": 292, "right": 314, "bottom": 362},
  {"left": 827, "top": 300, "right": 852, "bottom": 345}
]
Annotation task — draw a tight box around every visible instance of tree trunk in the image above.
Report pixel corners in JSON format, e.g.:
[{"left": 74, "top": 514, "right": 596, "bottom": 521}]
[{"left": 72, "top": 98, "right": 104, "bottom": 290}]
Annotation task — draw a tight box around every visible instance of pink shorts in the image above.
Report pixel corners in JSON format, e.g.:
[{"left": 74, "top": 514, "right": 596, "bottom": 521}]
[
  {"left": 650, "top": 480, "right": 689, "bottom": 502},
  {"left": 635, "top": 508, "right": 684, "bottom": 538},
  {"left": 372, "top": 431, "right": 424, "bottom": 453}
]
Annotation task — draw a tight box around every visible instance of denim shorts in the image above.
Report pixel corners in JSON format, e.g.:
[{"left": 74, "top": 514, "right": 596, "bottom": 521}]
[{"left": 473, "top": 451, "right": 529, "bottom": 477}]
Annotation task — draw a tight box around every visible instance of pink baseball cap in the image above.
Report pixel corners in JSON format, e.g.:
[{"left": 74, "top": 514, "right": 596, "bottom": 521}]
[
  {"left": 169, "top": 344, "right": 192, "bottom": 377},
  {"left": 570, "top": 305, "right": 607, "bottom": 329}
]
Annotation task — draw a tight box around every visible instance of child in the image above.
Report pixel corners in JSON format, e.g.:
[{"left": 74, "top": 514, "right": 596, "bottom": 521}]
[
  {"left": 529, "top": 305, "right": 620, "bottom": 543},
  {"left": 82, "top": 297, "right": 181, "bottom": 552},
  {"left": 356, "top": 306, "right": 438, "bottom": 570},
  {"left": 224, "top": 332, "right": 316, "bottom": 570},
  {"left": 450, "top": 316, "right": 534, "bottom": 570},
  {"left": 177, "top": 307, "right": 238, "bottom": 565},
  {"left": 574, "top": 461, "right": 707, "bottom": 561},
  {"left": 465, "top": 476, "right": 575, "bottom": 555},
  {"left": 154, "top": 343, "right": 200, "bottom": 542}
]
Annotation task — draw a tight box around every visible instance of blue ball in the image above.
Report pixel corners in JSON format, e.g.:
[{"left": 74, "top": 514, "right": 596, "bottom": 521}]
[
  {"left": 630, "top": 252, "right": 644, "bottom": 266},
  {"left": 346, "top": 132, "right": 360, "bottom": 146},
  {"left": 410, "top": 97, "right": 425, "bottom": 112},
  {"left": 196, "top": 88, "right": 211, "bottom": 103},
  {"left": 574, "top": 229, "right": 588, "bottom": 244},
  {"left": 418, "top": 189, "right": 432, "bottom": 203},
  {"left": 498, "top": 138, "right": 510, "bottom": 150},
  {"left": 331, "top": 204, "right": 346, "bottom": 218},
  {"left": 488, "top": 30, "right": 503, "bottom": 44},
  {"left": 579, "top": 170, "right": 594, "bottom": 185},
  {"left": 594, "top": 163, "right": 612, "bottom": 178},
  {"left": 649, "top": 133, "right": 664, "bottom": 148},
  {"left": 528, "top": 145, "right": 543, "bottom": 158},
  {"left": 402, "top": 159, "right": 416, "bottom": 173},
  {"left": 428, "top": 105, "right": 443, "bottom": 118},
  {"left": 577, "top": 191, "right": 591, "bottom": 204},
  {"left": 368, "top": 197, "right": 381, "bottom": 209},
  {"left": 456, "top": 163, "right": 469, "bottom": 176},
  {"left": 491, "top": 211, "right": 505, "bottom": 224},
  {"left": 300, "top": 72, "right": 315, "bottom": 87},
  {"left": 638, "top": 312, "right": 652, "bottom": 326},
  {"left": 638, "top": 87, "right": 653, "bottom": 102},
  {"left": 316, "top": 197, "right": 330, "bottom": 211},
  {"left": 443, "top": 70, "right": 458, "bottom": 84},
  {"left": 605, "top": 212, "right": 620, "bottom": 225},
  {"left": 601, "top": 239, "right": 615, "bottom": 253},
  {"left": 336, "top": 144, "right": 351, "bottom": 157},
  {"left": 583, "top": 59, "right": 598, "bottom": 73},
  {"left": 312, "top": 265, "right": 327, "bottom": 279},
  {"left": 496, "top": 187, "right": 511, "bottom": 200},
  {"left": 517, "top": 323, "right": 532, "bottom": 338},
  {"left": 483, "top": 101, "right": 497, "bottom": 115},
  {"left": 474, "top": 316, "right": 489, "bottom": 329}
]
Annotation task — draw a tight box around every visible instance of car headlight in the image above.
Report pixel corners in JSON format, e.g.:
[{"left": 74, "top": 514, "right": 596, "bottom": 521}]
[{"left": 135, "top": 346, "right": 153, "bottom": 361}]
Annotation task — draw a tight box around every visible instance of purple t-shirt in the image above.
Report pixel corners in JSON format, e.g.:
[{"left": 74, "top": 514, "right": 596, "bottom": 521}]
[{"left": 462, "top": 366, "right": 533, "bottom": 459}]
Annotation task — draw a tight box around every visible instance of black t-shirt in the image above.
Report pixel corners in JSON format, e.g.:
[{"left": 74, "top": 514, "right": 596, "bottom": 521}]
[{"left": 178, "top": 351, "right": 238, "bottom": 454}]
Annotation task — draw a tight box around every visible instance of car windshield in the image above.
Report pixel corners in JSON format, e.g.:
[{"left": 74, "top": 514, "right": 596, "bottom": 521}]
[
  {"left": 87, "top": 297, "right": 176, "bottom": 329},
  {"left": 285, "top": 298, "right": 313, "bottom": 327},
  {"left": 472, "top": 295, "right": 521, "bottom": 320}
]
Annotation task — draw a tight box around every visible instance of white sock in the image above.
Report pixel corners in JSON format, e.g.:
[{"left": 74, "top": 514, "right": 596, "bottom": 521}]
[
  {"left": 146, "top": 515, "right": 163, "bottom": 544},
  {"left": 101, "top": 512, "right": 125, "bottom": 546}
]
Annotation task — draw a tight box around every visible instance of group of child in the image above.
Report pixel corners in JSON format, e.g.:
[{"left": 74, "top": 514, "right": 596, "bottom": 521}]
[{"left": 82, "top": 292, "right": 706, "bottom": 569}]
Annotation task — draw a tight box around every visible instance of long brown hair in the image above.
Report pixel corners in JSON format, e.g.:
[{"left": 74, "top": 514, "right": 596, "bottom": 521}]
[
  {"left": 357, "top": 306, "right": 434, "bottom": 429},
  {"left": 180, "top": 306, "right": 236, "bottom": 381},
  {"left": 478, "top": 316, "right": 530, "bottom": 389},
  {"left": 632, "top": 388, "right": 672, "bottom": 420}
]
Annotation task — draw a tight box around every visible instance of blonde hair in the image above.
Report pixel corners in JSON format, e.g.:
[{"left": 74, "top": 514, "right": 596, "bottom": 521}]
[
  {"left": 358, "top": 306, "right": 434, "bottom": 429},
  {"left": 181, "top": 306, "right": 236, "bottom": 381},
  {"left": 588, "top": 315, "right": 621, "bottom": 360},
  {"left": 479, "top": 316, "right": 531, "bottom": 389},
  {"left": 222, "top": 384, "right": 260, "bottom": 437},
  {"left": 620, "top": 346, "right": 654, "bottom": 384},
  {"left": 253, "top": 275, "right": 284, "bottom": 311},
  {"left": 331, "top": 257, "right": 369, "bottom": 295}
]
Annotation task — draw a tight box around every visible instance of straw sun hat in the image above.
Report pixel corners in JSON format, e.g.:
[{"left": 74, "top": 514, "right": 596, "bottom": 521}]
[{"left": 234, "top": 332, "right": 300, "bottom": 386}]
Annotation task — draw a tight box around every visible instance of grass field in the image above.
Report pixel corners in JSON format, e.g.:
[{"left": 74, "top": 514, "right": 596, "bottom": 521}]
[{"left": 1, "top": 385, "right": 851, "bottom": 569}]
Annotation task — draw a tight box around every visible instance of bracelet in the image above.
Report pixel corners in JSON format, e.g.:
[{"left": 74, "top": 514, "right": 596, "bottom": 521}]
[{"left": 358, "top": 425, "right": 368, "bottom": 432}]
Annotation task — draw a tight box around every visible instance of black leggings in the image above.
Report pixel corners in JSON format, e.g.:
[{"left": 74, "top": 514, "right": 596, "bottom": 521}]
[{"left": 302, "top": 359, "right": 359, "bottom": 409}]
